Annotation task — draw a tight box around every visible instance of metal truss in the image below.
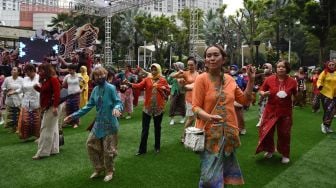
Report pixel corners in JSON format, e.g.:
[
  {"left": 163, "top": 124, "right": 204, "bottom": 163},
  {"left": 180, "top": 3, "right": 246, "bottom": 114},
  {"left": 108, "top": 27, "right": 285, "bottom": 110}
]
[
  {"left": 104, "top": 16, "right": 112, "bottom": 67},
  {"left": 188, "top": 0, "right": 203, "bottom": 61},
  {"left": 70, "top": 0, "right": 162, "bottom": 17},
  {"left": 70, "top": 0, "right": 162, "bottom": 66}
]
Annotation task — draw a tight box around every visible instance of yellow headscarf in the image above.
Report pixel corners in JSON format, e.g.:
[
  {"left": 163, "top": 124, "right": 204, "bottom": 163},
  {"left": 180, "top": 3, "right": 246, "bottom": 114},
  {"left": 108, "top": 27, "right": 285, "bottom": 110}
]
[
  {"left": 149, "top": 63, "right": 162, "bottom": 80},
  {"left": 79, "top": 66, "right": 90, "bottom": 86}
]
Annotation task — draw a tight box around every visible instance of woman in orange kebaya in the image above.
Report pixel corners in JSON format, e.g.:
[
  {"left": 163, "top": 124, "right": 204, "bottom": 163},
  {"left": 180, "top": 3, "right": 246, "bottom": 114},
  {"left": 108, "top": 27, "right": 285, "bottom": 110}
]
[
  {"left": 127, "top": 63, "right": 170, "bottom": 155},
  {"left": 192, "top": 45, "right": 255, "bottom": 187}
]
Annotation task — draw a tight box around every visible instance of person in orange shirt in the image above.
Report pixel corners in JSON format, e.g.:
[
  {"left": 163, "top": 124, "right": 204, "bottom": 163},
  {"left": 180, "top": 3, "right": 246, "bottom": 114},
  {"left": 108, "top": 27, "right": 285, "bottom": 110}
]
[
  {"left": 192, "top": 45, "right": 255, "bottom": 187},
  {"left": 171, "top": 57, "right": 199, "bottom": 143},
  {"left": 127, "top": 63, "right": 170, "bottom": 155}
]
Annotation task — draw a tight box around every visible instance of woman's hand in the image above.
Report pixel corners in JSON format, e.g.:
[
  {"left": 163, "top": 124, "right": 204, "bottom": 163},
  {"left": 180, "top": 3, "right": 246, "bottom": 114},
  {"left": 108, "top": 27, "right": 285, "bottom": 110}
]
[
  {"left": 247, "top": 65, "right": 256, "bottom": 81},
  {"left": 209, "top": 114, "right": 223, "bottom": 123},
  {"left": 260, "top": 91, "right": 270, "bottom": 97},
  {"left": 52, "top": 107, "right": 58, "bottom": 116},
  {"left": 6, "top": 89, "right": 15, "bottom": 96},
  {"left": 112, "top": 109, "right": 122, "bottom": 117},
  {"left": 64, "top": 115, "right": 72, "bottom": 123}
]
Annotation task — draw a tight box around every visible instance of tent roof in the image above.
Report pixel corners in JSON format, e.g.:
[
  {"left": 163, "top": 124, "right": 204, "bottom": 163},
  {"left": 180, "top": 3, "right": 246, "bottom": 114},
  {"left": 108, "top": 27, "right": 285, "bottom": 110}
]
[{"left": 138, "top": 45, "right": 155, "bottom": 53}]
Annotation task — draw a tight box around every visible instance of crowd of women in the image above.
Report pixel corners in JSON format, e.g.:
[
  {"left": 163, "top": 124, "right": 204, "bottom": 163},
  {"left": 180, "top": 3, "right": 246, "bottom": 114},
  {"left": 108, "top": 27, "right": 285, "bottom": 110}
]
[{"left": 1, "top": 45, "right": 336, "bottom": 186}]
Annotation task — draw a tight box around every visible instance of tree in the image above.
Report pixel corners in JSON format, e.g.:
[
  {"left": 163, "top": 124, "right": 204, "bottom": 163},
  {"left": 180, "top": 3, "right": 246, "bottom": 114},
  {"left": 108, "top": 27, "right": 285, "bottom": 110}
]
[
  {"left": 298, "top": 0, "right": 336, "bottom": 62},
  {"left": 135, "top": 15, "right": 178, "bottom": 67},
  {"left": 48, "top": 12, "right": 72, "bottom": 30},
  {"left": 116, "top": 9, "right": 148, "bottom": 63}
]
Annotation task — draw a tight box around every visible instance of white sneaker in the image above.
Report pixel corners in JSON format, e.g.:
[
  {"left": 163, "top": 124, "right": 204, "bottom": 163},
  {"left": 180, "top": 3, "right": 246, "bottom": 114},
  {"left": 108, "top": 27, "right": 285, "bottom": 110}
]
[
  {"left": 281, "top": 157, "right": 290, "bottom": 164},
  {"left": 256, "top": 121, "right": 260, "bottom": 127},
  {"left": 321, "top": 124, "right": 327, "bottom": 134},
  {"left": 179, "top": 118, "right": 185, "bottom": 124},
  {"left": 169, "top": 119, "right": 174, "bottom": 125},
  {"left": 240, "top": 129, "right": 247, "bottom": 135},
  {"left": 0, "top": 118, "right": 4, "bottom": 125},
  {"left": 264, "top": 152, "right": 273, "bottom": 159},
  {"left": 125, "top": 116, "right": 131, "bottom": 120},
  {"left": 327, "top": 127, "right": 334, "bottom": 133},
  {"left": 103, "top": 173, "right": 113, "bottom": 182}
]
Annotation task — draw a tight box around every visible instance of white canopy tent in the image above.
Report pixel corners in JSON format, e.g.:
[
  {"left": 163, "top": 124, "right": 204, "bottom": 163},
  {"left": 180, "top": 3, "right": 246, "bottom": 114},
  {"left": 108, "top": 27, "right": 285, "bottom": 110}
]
[{"left": 137, "top": 44, "right": 155, "bottom": 68}]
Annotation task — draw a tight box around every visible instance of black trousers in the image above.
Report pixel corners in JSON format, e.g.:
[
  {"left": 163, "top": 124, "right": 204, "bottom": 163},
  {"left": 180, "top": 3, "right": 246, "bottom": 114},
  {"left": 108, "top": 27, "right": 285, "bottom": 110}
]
[{"left": 138, "top": 112, "right": 163, "bottom": 153}]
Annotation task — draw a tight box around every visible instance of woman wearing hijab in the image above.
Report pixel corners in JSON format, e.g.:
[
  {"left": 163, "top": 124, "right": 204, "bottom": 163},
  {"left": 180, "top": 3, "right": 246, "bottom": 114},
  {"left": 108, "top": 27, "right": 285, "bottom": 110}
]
[
  {"left": 171, "top": 57, "right": 199, "bottom": 142},
  {"left": 167, "top": 62, "right": 186, "bottom": 125},
  {"left": 256, "top": 63, "right": 273, "bottom": 127},
  {"left": 126, "top": 63, "right": 170, "bottom": 155},
  {"left": 317, "top": 60, "right": 336, "bottom": 134},
  {"left": 79, "top": 66, "right": 90, "bottom": 108}
]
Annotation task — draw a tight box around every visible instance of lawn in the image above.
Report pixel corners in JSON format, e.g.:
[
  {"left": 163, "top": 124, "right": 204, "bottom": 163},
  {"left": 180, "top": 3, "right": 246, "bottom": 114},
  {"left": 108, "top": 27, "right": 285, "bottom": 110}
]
[{"left": 0, "top": 103, "right": 335, "bottom": 188}]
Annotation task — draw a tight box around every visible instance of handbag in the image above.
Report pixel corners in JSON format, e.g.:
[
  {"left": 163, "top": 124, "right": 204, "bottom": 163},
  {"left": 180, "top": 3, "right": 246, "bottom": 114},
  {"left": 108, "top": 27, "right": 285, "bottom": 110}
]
[
  {"left": 59, "top": 130, "right": 64, "bottom": 146},
  {"left": 184, "top": 79, "right": 224, "bottom": 152},
  {"left": 184, "top": 127, "right": 205, "bottom": 152}
]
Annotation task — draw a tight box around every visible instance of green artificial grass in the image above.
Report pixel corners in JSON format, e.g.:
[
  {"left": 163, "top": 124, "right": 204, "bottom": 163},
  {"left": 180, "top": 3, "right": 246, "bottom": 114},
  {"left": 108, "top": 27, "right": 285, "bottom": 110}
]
[{"left": 0, "top": 104, "right": 334, "bottom": 188}]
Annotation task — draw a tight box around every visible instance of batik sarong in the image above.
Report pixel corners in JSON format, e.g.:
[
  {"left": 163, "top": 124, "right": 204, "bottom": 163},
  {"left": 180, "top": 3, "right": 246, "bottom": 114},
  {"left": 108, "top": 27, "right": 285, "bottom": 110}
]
[
  {"left": 5, "top": 106, "right": 20, "bottom": 131},
  {"left": 66, "top": 93, "right": 80, "bottom": 125},
  {"left": 17, "top": 107, "right": 41, "bottom": 139}
]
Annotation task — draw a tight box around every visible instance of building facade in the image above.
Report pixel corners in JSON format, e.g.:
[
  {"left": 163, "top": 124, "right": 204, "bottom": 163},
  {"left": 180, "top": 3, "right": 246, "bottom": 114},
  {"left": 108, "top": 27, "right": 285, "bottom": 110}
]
[
  {"left": 0, "top": 0, "right": 68, "bottom": 28},
  {"left": 0, "top": 0, "right": 20, "bottom": 26},
  {"left": 141, "top": 0, "right": 223, "bottom": 16}
]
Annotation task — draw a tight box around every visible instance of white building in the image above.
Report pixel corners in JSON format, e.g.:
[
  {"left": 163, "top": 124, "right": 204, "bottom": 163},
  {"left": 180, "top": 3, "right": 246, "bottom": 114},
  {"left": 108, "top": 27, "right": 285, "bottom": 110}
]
[
  {"left": 141, "top": 0, "right": 223, "bottom": 16},
  {"left": 0, "top": 0, "right": 20, "bottom": 26},
  {"left": 21, "top": 0, "right": 59, "bottom": 6}
]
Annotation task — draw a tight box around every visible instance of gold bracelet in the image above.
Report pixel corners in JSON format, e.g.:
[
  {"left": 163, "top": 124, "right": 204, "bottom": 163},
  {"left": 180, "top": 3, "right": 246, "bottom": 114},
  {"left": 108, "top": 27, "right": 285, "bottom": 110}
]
[{"left": 194, "top": 108, "right": 202, "bottom": 117}]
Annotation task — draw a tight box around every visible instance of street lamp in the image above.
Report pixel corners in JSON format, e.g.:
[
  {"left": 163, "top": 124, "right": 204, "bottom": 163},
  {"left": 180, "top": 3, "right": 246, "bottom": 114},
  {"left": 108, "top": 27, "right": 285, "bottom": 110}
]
[
  {"left": 168, "top": 34, "right": 173, "bottom": 69},
  {"left": 254, "top": 40, "right": 261, "bottom": 67},
  {"left": 241, "top": 43, "right": 249, "bottom": 67}
]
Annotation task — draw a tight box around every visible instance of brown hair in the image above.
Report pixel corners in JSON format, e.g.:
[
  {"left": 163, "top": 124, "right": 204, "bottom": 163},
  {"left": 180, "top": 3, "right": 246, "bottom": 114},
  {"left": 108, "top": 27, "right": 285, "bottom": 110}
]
[
  {"left": 67, "top": 63, "right": 78, "bottom": 70},
  {"left": 186, "top": 56, "right": 197, "bottom": 65},
  {"left": 203, "top": 44, "right": 227, "bottom": 83},
  {"left": 92, "top": 67, "right": 108, "bottom": 77},
  {"left": 276, "top": 59, "right": 291, "bottom": 74},
  {"left": 38, "top": 63, "right": 56, "bottom": 79},
  {"left": 203, "top": 44, "right": 227, "bottom": 59},
  {"left": 24, "top": 64, "right": 36, "bottom": 73}
]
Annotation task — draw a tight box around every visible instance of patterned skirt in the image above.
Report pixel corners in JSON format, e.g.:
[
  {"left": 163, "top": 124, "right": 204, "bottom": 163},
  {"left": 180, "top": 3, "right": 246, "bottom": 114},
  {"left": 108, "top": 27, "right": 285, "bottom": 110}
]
[
  {"left": 5, "top": 106, "right": 20, "bottom": 131},
  {"left": 169, "top": 93, "right": 186, "bottom": 117},
  {"left": 120, "top": 88, "right": 133, "bottom": 114},
  {"left": 66, "top": 93, "right": 80, "bottom": 125},
  {"left": 17, "top": 107, "right": 41, "bottom": 139},
  {"left": 199, "top": 149, "right": 244, "bottom": 187}
]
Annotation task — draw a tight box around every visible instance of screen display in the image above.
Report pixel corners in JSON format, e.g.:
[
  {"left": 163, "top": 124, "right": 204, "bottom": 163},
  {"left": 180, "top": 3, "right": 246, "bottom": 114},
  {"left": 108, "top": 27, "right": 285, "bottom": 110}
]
[{"left": 18, "top": 37, "right": 59, "bottom": 63}]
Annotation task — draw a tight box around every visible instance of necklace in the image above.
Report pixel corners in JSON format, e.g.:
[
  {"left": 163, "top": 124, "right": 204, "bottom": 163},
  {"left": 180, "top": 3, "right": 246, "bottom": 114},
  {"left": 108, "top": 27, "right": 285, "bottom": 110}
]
[{"left": 208, "top": 73, "right": 219, "bottom": 83}]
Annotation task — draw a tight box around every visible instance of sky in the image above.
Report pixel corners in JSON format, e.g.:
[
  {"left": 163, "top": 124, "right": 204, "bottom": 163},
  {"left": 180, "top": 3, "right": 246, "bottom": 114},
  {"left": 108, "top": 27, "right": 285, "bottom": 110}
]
[{"left": 223, "top": 0, "right": 244, "bottom": 15}]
